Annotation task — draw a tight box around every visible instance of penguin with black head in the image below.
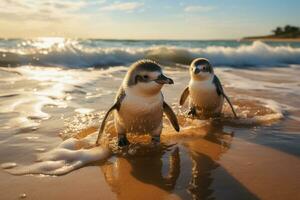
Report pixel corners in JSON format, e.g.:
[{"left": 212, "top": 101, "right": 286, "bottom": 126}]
[
  {"left": 179, "top": 58, "right": 237, "bottom": 118},
  {"left": 96, "top": 60, "right": 180, "bottom": 146}
]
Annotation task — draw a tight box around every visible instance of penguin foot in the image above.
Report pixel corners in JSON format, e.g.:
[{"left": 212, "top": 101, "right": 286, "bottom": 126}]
[
  {"left": 151, "top": 135, "right": 161, "bottom": 144},
  {"left": 161, "top": 143, "right": 177, "bottom": 151},
  {"left": 118, "top": 135, "right": 130, "bottom": 147},
  {"left": 187, "top": 107, "right": 197, "bottom": 117}
]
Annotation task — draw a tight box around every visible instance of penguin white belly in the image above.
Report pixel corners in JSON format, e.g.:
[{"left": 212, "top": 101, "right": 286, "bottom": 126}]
[
  {"left": 116, "top": 93, "right": 163, "bottom": 133},
  {"left": 189, "top": 79, "right": 223, "bottom": 114}
]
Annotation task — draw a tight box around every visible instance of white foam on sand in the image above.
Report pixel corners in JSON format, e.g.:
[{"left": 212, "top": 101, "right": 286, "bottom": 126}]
[
  {"left": 215, "top": 67, "right": 300, "bottom": 125},
  {"left": 4, "top": 132, "right": 111, "bottom": 176},
  {"left": 224, "top": 96, "right": 290, "bottom": 125}
]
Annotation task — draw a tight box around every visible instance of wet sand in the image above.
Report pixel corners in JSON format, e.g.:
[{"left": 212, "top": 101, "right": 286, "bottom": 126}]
[
  {"left": 0, "top": 65, "right": 300, "bottom": 200},
  {"left": 1, "top": 128, "right": 299, "bottom": 200}
]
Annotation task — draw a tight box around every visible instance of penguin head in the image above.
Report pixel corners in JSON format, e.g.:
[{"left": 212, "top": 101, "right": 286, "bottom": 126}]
[
  {"left": 124, "top": 60, "right": 174, "bottom": 95},
  {"left": 190, "top": 58, "right": 214, "bottom": 81}
]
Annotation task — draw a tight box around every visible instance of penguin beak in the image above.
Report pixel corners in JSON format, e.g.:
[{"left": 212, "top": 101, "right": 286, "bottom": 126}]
[
  {"left": 194, "top": 67, "right": 201, "bottom": 74},
  {"left": 155, "top": 74, "right": 174, "bottom": 84}
]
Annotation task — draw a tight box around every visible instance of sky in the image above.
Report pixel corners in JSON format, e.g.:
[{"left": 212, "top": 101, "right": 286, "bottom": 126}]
[{"left": 0, "top": 0, "right": 299, "bottom": 40}]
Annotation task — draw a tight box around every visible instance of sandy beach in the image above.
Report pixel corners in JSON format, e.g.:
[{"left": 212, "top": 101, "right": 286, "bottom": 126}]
[{"left": 1, "top": 54, "right": 300, "bottom": 199}]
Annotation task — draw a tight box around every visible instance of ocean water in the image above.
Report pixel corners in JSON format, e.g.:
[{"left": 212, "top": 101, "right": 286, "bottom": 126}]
[
  {"left": 1, "top": 38, "right": 300, "bottom": 68},
  {"left": 0, "top": 38, "right": 300, "bottom": 199}
]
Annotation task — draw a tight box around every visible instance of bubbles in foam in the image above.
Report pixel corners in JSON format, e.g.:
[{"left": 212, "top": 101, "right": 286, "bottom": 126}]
[
  {"left": 222, "top": 97, "right": 286, "bottom": 125},
  {"left": 4, "top": 133, "right": 111, "bottom": 176}
]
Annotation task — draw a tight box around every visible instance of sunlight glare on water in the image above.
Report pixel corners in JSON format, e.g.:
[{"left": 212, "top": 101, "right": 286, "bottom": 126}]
[
  {"left": 0, "top": 37, "right": 299, "bottom": 199},
  {"left": 32, "top": 37, "right": 66, "bottom": 49}
]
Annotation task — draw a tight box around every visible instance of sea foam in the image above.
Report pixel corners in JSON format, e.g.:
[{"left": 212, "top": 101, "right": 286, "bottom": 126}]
[
  {"left": 1, "top": 41, "right": 300, "bottom": 67},
  {"left": 4, "top": 133, "right": 111, "bottom": 176}
]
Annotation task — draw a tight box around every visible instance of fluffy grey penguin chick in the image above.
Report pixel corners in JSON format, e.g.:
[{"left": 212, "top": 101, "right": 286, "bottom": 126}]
[
  {"left": 180, "top": 58, "right": 237, "bottom": 118},
  {"left": 96, "top": 60, "right": 180, "bottom": 146}
]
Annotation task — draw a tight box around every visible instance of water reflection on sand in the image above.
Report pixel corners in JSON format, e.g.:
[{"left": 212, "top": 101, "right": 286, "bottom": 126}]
[{"left": 100, "top": 122, "right": 258, "bottom": 200}]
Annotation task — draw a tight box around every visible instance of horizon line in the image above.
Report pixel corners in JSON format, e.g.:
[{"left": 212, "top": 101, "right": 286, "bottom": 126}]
[{"left": 0, "top": 36, "right": 243, "bottom": 41}]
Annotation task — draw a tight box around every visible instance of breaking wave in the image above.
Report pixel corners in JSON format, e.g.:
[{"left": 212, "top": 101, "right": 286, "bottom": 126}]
[{"left": 1, "top": 41, "right": 300, "bottom": 68}]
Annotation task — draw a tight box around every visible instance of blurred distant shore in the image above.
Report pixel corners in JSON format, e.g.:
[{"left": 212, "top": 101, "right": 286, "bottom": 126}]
[
  {"left": 241, "top": 37, "right": 300, "bottom": 42},
  {"left": 242, "top": 25, "right": 300, "bottom": 42}
]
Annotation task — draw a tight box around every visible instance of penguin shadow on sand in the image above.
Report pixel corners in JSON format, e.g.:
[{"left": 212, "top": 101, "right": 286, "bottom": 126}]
[{"left": 99, "top": 121, "right": 259, "bottom": 200}]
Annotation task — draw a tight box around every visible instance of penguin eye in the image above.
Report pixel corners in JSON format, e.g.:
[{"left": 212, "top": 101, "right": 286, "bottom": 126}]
[{"left": 135, "top": 75, "right": 143, "bottom": 83}]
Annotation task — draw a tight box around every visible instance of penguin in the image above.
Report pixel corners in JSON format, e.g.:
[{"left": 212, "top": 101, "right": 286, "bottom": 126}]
[
  {"left": 96, "top": 60, "right": 180, "bottom": 146},
  {"left": 179, "top": 58, "right": 237, "bottom": 119}
]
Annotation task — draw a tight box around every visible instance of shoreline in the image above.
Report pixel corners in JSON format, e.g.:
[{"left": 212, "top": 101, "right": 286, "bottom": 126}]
[{"left": 241, "top": 37, "right": 300, "bottom": 42}]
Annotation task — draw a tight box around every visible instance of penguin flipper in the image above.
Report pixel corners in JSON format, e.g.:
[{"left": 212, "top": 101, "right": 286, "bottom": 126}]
[
  {"left": 96, "top": 88, "right": 126, "bottom": 145},
  {"left": 212, "top": 75, "right": 238, "bottom": 119},
  {"left": 179, "top": 87, "right": 189, "bottom": 105},
  {"left": 163, "top": 101, "right": 180, "bottom": 132},
  {"left": 223, "top": 94, "right": 238, "bottom": 119}
]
